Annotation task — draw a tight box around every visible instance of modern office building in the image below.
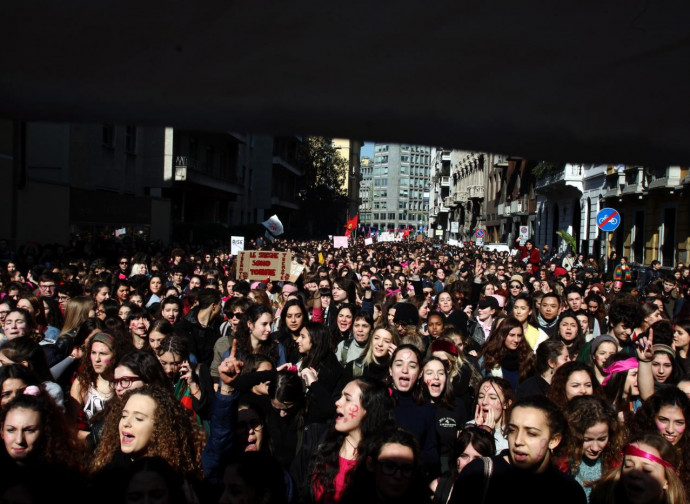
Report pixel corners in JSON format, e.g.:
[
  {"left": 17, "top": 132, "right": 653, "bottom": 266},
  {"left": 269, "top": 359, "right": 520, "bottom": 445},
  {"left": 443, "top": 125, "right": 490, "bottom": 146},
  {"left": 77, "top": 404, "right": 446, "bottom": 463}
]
[{"left": 360, "top": 143, "right": 431, "bottom": 232}]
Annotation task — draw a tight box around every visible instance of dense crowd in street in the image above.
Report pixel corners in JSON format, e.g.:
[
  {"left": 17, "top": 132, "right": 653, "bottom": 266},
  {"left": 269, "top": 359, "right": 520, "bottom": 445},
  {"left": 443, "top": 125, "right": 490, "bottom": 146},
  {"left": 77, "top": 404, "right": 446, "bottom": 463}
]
[{"left": 0, "top": 234, "right": 689, "bottom": 504}]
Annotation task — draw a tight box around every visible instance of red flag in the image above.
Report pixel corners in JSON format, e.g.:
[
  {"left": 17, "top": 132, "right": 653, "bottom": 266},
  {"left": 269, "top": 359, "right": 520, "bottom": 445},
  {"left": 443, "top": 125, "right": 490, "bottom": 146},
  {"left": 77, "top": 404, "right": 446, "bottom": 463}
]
[
  {"left": 402, "top": 228, "right": 410, "bottom": 239},
  {"left": 344, "top": 214, "right": 359, "bottom": 236}
]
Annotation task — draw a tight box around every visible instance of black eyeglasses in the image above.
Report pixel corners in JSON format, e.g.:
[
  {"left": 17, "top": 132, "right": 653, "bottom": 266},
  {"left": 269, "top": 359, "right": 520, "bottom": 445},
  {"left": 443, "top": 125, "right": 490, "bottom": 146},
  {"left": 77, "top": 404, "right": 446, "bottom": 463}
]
[
  {"left": 120, "top": 261, "right": 129, "bottom": 265},
  {"left": 423, "top": 290, "right": 434, "bottom": 296},
  {"left": 510, "top": 284, "right": 522, "bottom": 289},
  {"left": 112, "top": 376, "right": 141, "bottom": 389},
  {"left": 230, "top": 312, "right": 243, "bottom": 319},
  {"left": 377, "top": 460, "right": 414, "bottom": 478}
]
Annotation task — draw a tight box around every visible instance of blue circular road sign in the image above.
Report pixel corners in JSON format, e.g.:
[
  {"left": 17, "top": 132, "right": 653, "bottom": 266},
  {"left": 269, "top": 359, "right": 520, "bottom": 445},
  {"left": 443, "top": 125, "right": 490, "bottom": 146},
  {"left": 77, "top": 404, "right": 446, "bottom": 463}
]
[
  {"left": 475, "top": 229, "right": 485, "bottom": 238},
  {"left": 597, "top": 208, "right": 620, "bottom": 232}
]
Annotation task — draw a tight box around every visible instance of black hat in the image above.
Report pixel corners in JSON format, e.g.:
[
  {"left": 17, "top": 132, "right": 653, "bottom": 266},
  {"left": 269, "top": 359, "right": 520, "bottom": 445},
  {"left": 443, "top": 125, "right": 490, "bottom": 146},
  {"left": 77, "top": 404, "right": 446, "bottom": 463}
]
[{"left": 393, "top": 303, "right": 419, "bottom": 326}]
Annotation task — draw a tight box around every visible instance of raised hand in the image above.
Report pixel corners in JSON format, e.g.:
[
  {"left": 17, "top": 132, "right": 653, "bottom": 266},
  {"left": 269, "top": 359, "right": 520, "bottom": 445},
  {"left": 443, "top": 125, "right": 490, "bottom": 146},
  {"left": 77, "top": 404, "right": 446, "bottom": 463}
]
[{"left": 218, "top": 339, "right": 244, "bottom": 385}]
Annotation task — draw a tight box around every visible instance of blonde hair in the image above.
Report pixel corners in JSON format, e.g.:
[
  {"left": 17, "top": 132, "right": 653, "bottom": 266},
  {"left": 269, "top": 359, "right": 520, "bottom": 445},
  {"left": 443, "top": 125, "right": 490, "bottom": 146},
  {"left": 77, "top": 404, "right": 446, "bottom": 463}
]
[{"left": 60, "top": 296, "right": 94, "bottom": 337}]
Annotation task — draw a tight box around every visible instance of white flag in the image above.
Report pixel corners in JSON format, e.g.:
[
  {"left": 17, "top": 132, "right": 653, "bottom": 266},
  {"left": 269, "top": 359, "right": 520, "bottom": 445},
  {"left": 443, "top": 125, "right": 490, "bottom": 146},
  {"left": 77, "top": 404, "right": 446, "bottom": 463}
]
[{"left": 262, "top": 215, "right": 284, "bottom": 236}]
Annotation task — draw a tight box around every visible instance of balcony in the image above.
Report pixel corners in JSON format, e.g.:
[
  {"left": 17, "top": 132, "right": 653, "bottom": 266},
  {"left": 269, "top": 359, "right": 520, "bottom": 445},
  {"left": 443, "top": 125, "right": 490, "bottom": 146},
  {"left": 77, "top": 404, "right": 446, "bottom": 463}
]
[
  {"left": 469, "top": 185, "right": 485, "bottom": 199},
  {"left": 535, "top": 163, "right": 584, "bottom": 193},
  {"left": 511, "top": 197, "right": 529, "bottom": 215},
  {"left": 439, "top": 204, "right": 449, "bottom": 213},
  {"left": 441, "top": 176, "right": 450, "bottom": 187},
  {"left": 444, "top": 196, "right": 454, "bottom": 208},
  {"left": 493, "top": 155, "right": 509, "bottom": 168},
  {"left": 647, "top": 166, "right": 683, "bottom": 190},
  {"left": 272, "top": 155, "right": 301, "bottom": 176}
]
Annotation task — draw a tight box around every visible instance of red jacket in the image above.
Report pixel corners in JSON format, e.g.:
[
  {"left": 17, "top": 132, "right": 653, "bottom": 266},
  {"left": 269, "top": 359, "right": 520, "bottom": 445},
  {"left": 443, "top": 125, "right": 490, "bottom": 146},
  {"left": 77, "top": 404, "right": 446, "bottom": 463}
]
[{"left": 516, "top": 240, "right": 541, "bottom": 274}]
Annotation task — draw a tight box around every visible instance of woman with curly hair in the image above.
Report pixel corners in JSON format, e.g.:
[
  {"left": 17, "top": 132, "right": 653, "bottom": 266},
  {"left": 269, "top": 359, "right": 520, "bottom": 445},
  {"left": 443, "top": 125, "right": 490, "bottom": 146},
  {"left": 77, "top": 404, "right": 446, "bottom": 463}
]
[
  {"left": 479, "top": 316, "right": 535, "bottom": 390},
  {"left": 555, "top": 395, "right": 625, "bottom": 499},
  {"left": 310, "top": 378, "right": 394, "bottom": 503},
  {"left": 547, "top": 361, "right": 605, "bottom": 411},
  {"left": 91, "top": 385, "right": 206, "bottom": 479},
  {"left": 68, "top": 332, "right": 131, "bottom": 438},
  {"left": 629, "top": 387, "right": 690, "bottom": 496},
  {"left": 0, "top": 386, "right": 88, "bottom": 476}
]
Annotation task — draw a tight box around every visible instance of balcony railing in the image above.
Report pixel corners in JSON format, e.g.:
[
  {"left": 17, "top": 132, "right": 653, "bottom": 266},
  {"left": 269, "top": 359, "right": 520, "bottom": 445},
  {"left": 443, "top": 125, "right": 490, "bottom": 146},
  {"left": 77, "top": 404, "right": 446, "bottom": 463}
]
[
  {"left": 535, "top": 164, "right": 584, "bottom": 191},
  {"left": 440, "top": 176, "right": 450, "bottom": 187},
  {"left": 469, "top": 185, "right": 485, "bottom": 199}
]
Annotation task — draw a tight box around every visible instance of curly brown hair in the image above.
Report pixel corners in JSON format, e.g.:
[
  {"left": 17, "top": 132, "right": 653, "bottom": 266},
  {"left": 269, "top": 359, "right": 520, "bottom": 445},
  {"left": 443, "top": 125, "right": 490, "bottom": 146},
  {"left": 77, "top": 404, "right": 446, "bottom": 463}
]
[
  {"left": 547, "top": 361, "right": 606, "bottom": 411},
  {"left": 556, "top": 395, "right": 624, "bottom": 478},
  {"left": 91, "top": 384, "right": 205, "bottom": 478},
  {"left": 0, "top": 388, "right": 89, "bottom": 473},
  {"left": 480, "top": 316, "right": 535, "bottom": 381}
]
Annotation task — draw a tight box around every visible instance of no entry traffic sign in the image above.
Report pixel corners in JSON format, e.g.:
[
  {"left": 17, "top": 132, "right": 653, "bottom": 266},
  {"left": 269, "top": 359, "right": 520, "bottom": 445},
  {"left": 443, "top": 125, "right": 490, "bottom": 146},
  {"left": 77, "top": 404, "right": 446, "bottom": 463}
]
[
  {"left": 475, "top": 228, "right": 485, "bottom": 238},
  {"left": 597, "top": 208, "right": 620, "bottom": 232}
]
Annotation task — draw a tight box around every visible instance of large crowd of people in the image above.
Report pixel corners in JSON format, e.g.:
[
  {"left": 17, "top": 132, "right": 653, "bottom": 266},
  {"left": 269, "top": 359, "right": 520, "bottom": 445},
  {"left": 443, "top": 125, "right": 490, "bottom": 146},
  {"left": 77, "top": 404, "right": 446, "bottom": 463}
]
[{"left": 0, "top": 235, "right": 689, "bottom": 504}]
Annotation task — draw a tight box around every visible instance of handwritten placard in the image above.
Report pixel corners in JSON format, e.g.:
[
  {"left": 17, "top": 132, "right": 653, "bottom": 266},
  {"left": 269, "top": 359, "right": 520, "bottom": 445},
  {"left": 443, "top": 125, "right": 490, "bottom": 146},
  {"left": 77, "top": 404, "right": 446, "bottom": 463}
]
[{"left": 237, "top": 251, "right": 292, "bottom": 281}]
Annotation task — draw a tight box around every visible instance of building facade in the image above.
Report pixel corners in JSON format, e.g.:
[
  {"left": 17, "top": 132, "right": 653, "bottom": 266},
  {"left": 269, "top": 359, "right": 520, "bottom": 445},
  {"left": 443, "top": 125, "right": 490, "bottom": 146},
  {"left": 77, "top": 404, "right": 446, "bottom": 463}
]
[{"left": 360, "top": 144, "right": 431, "bottom": 232}]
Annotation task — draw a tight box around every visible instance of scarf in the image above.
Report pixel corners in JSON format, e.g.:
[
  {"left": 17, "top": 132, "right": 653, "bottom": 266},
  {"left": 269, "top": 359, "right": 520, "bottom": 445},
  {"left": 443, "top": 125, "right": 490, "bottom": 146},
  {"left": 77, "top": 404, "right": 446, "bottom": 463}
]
[{"left": 537, "top": 312, "right": 558, "bottom": 331}]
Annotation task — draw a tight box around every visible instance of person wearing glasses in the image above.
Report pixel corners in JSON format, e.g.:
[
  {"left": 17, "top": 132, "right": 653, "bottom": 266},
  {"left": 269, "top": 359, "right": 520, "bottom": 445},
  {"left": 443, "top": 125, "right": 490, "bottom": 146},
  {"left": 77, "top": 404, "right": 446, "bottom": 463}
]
[
  {"left": 340, "top": 427, "right": 431, "bottom": 504},
  {"left": 113, "top": 255, "right": 131, "bottom": 281},
  {"left": 210, "top": 297, "right": 253, "bottom": 383}
]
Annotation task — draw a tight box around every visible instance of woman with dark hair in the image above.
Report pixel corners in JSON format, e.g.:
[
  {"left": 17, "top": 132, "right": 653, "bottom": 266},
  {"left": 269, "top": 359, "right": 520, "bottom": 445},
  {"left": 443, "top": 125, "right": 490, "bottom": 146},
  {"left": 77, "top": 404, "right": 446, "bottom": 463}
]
[
  {"left": 0, "top": 386, "right": 88, "bottom": 491},
  {"left": 125, "top": 305, "right": 152, "bottom": 351},
  {"left": 547, "top": 361, "right": 605, "bottom": 411},
  {"left": 451, "top": 395, "right": 586, "bottom": 504},
  {"left": 111, "top": 278, "right": 130, "bottom": 305},
  {"left": 553, "top": 310, "right": 587, "bottom": 360},
  {"left": 235, "top": 304, "right": 286, "bottom": 366},
  {"left": 629, "top": 387, "right": 690, "bottom": 494},
  {"left": 310, "top": 378, "right": 395, "bottom": 503},
  {"left": 329, "top": 304, "right": 356, "bottom": 352},
  {"left": 3, "top": 308, "right": 41, "bottom": 342},
  {"left": 340, "top": 427, "right": 432, "bottom": 504},
  {"left": 516, "top": 339, "right": 569, "bottom": 398},
  {"left": 336, "top": 310, "right": 374, "bottom": 366},
  {"left": 430, "top": 426, "right": 496, "bottom": 504},
  {"left": 674, "top": 319, "right": 690, "bottom": 377},
  {"left": 326, "top": 278, "right": 357, "bottom": 327},
  {"left": 147, "top": 317, "right": 174, "bottom": 353},
  {"left": 601, "top": 352, "right": 643, "bottom": 421},
  {"left": 145, "top": 273, "right": 166, "bottom": 309},
  {"left": 158, "top": 295, "right": 184, "bottom": 327},
  {"left": 555, "top": 395, "right": 625, "bottom": 499},
  {"left": 479, "top": 316, "right": 535, "bottom": 390},
  {"left": 156, "top": 333, "right": 213, "bottom": 430},
  {"left": 297, "top": 322, "right": 343, "bottom": 410},
  {"left": 0, "top": 337, "right": 64, "bottom": 409},
  {"left": 388, "top": 344, "right": 439, "bottom": 473},
  {"left": 273, "top": 298, "right": 308, "bottom": 362},
  {"left": 0, "top": 364, "right": 40, "bottom": 408},
  {"left": 420, "top": 357, "right": 469, "bottom": 473}
]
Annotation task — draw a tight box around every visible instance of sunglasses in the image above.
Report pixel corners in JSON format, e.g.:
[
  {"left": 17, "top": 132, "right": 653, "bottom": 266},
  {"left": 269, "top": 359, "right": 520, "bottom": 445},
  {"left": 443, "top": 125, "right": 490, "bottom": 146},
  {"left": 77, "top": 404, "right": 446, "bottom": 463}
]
[
  {"left": 510, "top": 284, "right": 522, "bottom": 289},
  {"left": 230, "top": 312, "right": 243, "bottom": 319}
]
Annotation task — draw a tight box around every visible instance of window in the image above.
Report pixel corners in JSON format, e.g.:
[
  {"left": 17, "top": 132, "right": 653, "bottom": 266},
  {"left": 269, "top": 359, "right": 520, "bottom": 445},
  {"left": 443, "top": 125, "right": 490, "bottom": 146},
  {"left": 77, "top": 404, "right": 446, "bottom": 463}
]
[
  {"left": 661, "top": 207, "right": 676, "bottom": 267},
  {"left": 388, "top": 213, "right": 395, "bottom": 220},
  {"left": 102, "top": 123, "right": 114, "bottom": 147},
  {"left": 401, "top": 155, "right": 410, "bottom": 163},
  {"left": 125, "top": 125, "right": 136, "bottom": 153}
]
